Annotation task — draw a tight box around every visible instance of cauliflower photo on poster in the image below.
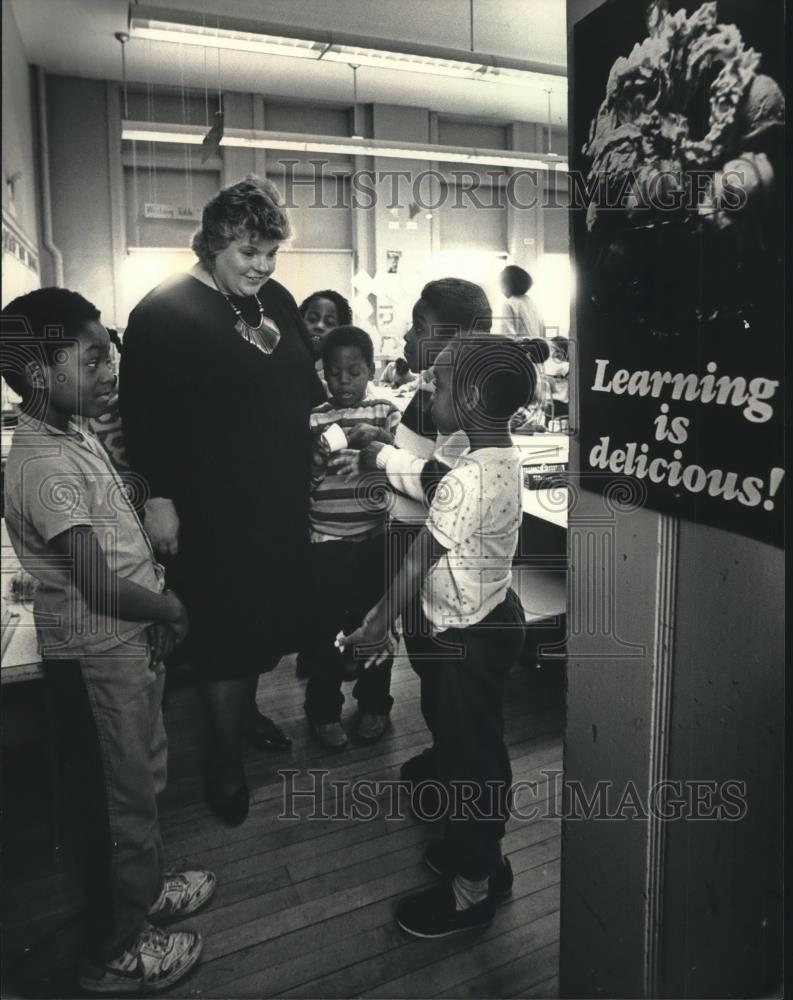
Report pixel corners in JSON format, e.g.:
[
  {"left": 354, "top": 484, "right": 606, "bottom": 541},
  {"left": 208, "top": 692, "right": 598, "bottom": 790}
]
[{"left": 580, "top": 1, "right": 784, "bottom": 336}]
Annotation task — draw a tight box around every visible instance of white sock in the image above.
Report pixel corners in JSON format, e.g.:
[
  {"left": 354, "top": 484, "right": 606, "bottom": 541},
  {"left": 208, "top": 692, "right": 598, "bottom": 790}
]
[{"left": 452, "top": 874, "right": 489, "bottom": 911}]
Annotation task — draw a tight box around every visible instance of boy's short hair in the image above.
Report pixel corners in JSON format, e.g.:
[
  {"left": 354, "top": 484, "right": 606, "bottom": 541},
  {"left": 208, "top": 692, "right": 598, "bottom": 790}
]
[
  {"left": 452, "top": 336, "right": 536, "bottom": 419},
  {"left": 420, "top": 278, "right": 492, "bottom": 336},
  {"left": 1, "top": 287, "right": 101, "bottom": 398},
  {"left": 550, "top": 335, "right": 569, "bottom": 361},
  {"left": 299, "top": 289, "right": 353, "bottom": 326},
  {"left": 322, "top": 325, "right": 374, "bottom": 368},
  {"left": 501, "top": 265, "right": 532, "bottom": 296},
  {"left": 522, "top": 337, "right": 551, "bottom": 365}
]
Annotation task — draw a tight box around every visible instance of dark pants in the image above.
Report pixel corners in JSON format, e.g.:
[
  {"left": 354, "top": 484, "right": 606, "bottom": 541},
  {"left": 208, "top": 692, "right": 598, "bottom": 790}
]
[
  {"left": 404, "top": 589, "right": 526, "bottom": 880},
  {"left": 303, "top": 533, "right": 394, "bottom": 724}
]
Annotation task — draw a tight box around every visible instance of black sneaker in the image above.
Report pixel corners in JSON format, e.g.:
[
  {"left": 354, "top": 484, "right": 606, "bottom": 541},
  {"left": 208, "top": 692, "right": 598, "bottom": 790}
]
[
  {"left": 424, "top": 842, "right": 514, "bottom": 899},
  {"left": 395, "top": 880, "right": 495, "bottom": 939}
]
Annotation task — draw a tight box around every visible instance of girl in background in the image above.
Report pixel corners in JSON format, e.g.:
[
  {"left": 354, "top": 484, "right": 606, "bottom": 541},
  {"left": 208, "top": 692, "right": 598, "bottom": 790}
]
[{"left": 299, "top": 289, "right": 353, "bottom": 366}]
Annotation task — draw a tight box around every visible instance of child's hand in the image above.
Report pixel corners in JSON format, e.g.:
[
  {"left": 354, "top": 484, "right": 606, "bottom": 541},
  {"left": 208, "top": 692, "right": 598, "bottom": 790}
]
[
  {"left": 145, "top": 498, "right": 180, "bottom": 557},
  {"left": 359, "top": 441, "right": 386, "bottom": 471},
  {"left": 338, "top": 605, "right": 396, "bottom": 669},
  {"left": 345, "top": 423, "right": 384, "bottom": 449},
  {"left": 147, "top": 622, "right": 176, "bottom": 665},
  {"left": 162, "top": 589, "right": 190, "bottom": 644},
  {"left": 327, "top": 448, "right": 361, "bottom": 480}
]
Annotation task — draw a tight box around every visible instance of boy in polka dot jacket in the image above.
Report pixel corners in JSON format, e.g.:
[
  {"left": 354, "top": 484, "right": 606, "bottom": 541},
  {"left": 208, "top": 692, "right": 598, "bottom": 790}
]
[{"left": 342, "top": 336, "right": 535, "bottom": 940}]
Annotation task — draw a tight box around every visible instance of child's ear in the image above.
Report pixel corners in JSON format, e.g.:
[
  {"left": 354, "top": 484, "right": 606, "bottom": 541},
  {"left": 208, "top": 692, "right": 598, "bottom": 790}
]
[
  {"left": 368, "top": 363, "right": 376, "bottom": 381},
  {"left": 463, "top": 383, "right": 481, "bottom": 412}
]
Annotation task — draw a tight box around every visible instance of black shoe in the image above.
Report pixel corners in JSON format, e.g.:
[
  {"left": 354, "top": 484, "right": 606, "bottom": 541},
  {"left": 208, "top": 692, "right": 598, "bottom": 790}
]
[
  {"left": 310, "top": 721, "right": 349, "bottom": 751},
  {"left": 295, "top": 652, "right": 313, "bottom": 679},
  {"left": 356, "top": 712, "right": 389, "bottom": 743},
  {"left": 395, "top": 880, "right": 495, "bottom": 938},
  {"left": 399, "top": 747, "right": 435, "bottom": 784},
  {"left": 244, "top": 713, "right": 292, "bottom": 752},
  {"left": 204, "top": 771, "right": 249, "bottom": 826},
  {"left": 424, "top": 842, "right": 514, "bottom": 899}
]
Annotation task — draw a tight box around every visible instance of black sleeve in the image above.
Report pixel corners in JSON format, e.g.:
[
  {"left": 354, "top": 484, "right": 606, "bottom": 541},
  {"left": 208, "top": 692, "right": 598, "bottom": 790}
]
[
  {"left": 118, "top": 299, "right": 187, "bottom": 502},
  {"left": 272, "top": 279, "right": 326, "bottom": 407},
  {"left": 308, "top": 352, "right": 327, "bottom": 407},
  {"left": 400, "top": 385, "right": 438, "bottom": 441}
]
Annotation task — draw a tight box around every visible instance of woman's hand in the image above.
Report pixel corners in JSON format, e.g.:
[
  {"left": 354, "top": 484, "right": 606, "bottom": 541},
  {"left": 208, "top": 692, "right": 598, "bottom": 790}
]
[
  {"left": 327, "top": 448, "right": 361, "bottom": 480},
  {"left": 338, "top": 604, "right": 396, "bottom": 669},
  {"left": 145, "top": 497, "right": 180, "bottom": 556}
]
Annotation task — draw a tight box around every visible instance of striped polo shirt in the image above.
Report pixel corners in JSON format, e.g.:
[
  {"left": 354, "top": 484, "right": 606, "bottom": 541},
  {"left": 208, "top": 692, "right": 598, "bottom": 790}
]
[{"left": 310, "top": 396, "right": 401, "bottom": 541}]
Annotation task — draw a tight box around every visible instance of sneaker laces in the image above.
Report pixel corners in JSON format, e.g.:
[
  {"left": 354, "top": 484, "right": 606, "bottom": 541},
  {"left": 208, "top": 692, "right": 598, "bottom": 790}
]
[
  {"left": 149, "top": 874, "right": 183, "bottom": 914},
  {"left": 137, "top": 924, "right": 170, "bottom": 954},
  {"left": 161, "top": 872, "right": 189, "bottom": 893}
]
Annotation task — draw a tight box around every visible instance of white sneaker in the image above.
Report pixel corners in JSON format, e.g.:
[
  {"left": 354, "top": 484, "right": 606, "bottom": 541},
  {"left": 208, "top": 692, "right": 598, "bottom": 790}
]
[
  {"left": 78, "top": 923, "right": 202, "bottom": 994},
  {"left": 148, "top": 870, "right": 216, "bottom": 919}
]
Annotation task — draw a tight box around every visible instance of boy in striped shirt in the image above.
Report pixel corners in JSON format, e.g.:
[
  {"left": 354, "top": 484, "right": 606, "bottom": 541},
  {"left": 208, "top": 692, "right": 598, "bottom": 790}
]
[{"left": 304, "top": 326, "right": 401, "bottom": 749}]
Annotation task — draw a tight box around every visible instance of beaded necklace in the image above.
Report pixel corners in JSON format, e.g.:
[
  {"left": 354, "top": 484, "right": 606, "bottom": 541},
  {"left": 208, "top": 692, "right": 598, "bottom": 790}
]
[{"left": 212, "top": 276, "right": 281, "bottom": 355}]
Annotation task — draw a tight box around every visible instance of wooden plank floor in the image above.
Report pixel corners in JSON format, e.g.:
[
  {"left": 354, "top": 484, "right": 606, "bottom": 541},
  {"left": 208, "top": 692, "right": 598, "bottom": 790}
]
[{"left": 2, "top": 651, "right": 563, "bottom": 999}]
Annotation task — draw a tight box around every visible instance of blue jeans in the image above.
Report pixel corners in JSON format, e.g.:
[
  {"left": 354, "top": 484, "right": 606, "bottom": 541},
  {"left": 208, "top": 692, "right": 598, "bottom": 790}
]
[{"left": 44, "top": 629, "right": 166, "bottom": 961}]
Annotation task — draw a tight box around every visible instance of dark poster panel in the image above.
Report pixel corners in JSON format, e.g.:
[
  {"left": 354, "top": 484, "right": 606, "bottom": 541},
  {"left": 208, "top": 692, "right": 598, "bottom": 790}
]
[{"left": 572, "top": 0, "right": 785, "bottom": 546}]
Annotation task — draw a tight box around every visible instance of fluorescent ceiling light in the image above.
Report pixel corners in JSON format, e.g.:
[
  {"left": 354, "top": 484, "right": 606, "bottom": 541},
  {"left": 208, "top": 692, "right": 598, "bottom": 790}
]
[
  {"left": 317, "top": 47, "right": 564, "bottom": 93},
  {"left": 121, "top": 120, "right": 568, "bottom": 172},
  {"left": 129, "top": 25, "right": 322, "bottom": 61},
  {"left": 128, "top": 5, "right": 567, "bottom": 95}
]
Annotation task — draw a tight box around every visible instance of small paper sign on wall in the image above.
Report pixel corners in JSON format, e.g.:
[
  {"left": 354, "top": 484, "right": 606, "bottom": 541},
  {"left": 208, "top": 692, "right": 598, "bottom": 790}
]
[{"left": 143, "top": 203, "right": 201, "bottom": 221}]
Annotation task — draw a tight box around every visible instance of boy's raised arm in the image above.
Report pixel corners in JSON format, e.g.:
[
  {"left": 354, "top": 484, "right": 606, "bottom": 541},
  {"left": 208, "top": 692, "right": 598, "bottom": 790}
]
[{"left": 340, "top": 525, "right": 447, "bottom": 666}]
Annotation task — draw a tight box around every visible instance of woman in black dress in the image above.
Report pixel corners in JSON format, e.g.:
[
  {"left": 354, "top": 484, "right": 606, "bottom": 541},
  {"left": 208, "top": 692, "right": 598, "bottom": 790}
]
[{"left": 119, "top": 176, "right": 324, "bottom": 824}]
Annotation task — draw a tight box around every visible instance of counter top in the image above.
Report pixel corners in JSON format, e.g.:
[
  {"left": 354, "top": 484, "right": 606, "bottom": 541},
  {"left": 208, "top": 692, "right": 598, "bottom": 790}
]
[{"left": 2, "top": 521, "right": 41, "bottom": 680}]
